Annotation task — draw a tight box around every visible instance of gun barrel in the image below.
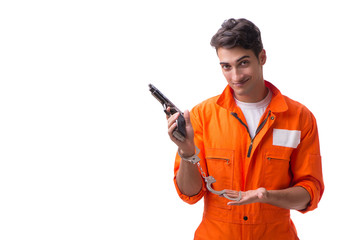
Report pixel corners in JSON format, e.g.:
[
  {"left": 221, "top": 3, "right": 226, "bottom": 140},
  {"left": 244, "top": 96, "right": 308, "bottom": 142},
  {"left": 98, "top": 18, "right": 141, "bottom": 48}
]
[
  {"left": 148, "top": 84, "right": 181, "bottom": 114},
  {"left": 149, "top": 84, "right": 167, "bottom": 104}
]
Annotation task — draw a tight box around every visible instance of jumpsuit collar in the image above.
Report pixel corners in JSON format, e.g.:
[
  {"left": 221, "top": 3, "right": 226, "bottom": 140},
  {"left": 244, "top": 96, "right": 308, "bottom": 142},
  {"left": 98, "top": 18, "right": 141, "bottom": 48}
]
[{"left": 216, "top": 80, "right": 288, "bottom": 113}]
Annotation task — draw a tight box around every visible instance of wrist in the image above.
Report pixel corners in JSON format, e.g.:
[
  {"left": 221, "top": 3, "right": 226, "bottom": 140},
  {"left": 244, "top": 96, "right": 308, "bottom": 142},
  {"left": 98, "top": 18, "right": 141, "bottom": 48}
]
[
  {"left": 178, "top": 143, "right": 196, "bottom": 158},
  {"left": 179, "top": 149, "right": 195, "bottom": 158},
  {"left": 178, "top": 146, "right": 200, "bottom": 164},
  {"left": 258, "top": 188, "right": 270, "bottom": 204}
]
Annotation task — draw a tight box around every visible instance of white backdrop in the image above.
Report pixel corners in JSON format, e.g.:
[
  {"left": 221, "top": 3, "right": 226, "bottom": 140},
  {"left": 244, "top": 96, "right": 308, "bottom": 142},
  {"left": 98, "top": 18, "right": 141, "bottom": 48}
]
[{"left": 0, "top": 0, "right": 359, "bottom": 239}]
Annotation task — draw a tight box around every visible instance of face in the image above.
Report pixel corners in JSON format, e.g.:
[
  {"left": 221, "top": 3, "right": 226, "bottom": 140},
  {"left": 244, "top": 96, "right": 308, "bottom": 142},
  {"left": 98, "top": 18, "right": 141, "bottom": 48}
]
[{"left": 217, "top": 47, "right": 267, "bottom": 103}]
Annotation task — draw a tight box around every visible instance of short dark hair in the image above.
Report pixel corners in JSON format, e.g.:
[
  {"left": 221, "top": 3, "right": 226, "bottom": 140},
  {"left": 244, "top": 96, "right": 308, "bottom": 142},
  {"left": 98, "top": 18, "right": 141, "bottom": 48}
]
[{"left": 210, "top": 18, "right": 263, "bottom": 58}]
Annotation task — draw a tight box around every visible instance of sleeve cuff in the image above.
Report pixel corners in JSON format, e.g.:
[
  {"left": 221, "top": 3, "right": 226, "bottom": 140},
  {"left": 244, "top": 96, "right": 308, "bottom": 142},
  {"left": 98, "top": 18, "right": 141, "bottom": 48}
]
[
  {"left": 294, "top": 182, "right": 319, "bottom": 214},
  {"left": 173, "top": 176, "right": 206, "bottom": 205}
]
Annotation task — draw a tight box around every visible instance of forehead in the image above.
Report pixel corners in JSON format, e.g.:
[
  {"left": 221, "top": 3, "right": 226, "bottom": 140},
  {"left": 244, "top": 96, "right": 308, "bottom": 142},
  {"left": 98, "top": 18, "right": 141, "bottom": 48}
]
[{"left": 217, "top": 47, "right": 255, "bottom": 63}]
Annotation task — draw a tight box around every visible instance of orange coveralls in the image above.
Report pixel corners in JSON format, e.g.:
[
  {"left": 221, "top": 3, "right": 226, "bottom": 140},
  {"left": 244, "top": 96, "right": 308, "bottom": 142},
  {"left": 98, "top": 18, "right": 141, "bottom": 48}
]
[{"left": 173, "top": 81, "right": 324, "bottom": 240}]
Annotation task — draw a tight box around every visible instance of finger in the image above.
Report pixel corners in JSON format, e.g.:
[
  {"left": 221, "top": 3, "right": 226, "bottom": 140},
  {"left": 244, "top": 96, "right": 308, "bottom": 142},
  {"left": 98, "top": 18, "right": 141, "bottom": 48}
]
[
  {"left": 224, "top": 189, "right": 239, "bottom": 195},
  {"left": 167, "top": 112, "right": 180, "bottom": 128},
  {"left": 165, "top": 107, "right": 171, "bottom": 119},
  {"left": 168, "top": 121, "right": 177, "bottom": 137},
  {"left": 227, "top": 197, "right": 248, "bottom": 206},
  {"left": 227, "top": 201, "right": 243, "bottom": 206},
  {"left": 222, "top": 189, "right": 240, "bottom": 197},
  {"left": 222, "top": 192, "right": 239, "bottom": 199}
]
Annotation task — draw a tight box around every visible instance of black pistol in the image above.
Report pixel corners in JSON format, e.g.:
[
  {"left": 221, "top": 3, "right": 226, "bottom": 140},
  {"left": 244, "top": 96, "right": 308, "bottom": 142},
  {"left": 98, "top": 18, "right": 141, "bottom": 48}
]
[{"left": 149, "top": 84, "right": 186, "bottom": 142}]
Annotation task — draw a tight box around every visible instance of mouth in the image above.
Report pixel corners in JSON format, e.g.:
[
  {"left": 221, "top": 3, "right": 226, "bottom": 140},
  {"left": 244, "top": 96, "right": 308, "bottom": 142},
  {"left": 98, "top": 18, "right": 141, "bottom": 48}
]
[{"left": 232, "top": 78, "right": 250, "bottom": 87}]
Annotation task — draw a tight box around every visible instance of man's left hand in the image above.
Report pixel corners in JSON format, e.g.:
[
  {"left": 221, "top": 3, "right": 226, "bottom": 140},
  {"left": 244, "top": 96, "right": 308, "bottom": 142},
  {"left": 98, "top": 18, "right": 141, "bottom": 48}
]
[{"left": 225, "top": 188, "right": 268, "bottom": 206}]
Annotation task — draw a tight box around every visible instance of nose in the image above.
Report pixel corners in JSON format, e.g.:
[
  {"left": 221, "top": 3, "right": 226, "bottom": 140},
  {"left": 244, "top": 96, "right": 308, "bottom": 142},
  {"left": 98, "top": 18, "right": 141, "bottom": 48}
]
[{"left": 231, "top": 68, "right": 244, "bottom": 82}]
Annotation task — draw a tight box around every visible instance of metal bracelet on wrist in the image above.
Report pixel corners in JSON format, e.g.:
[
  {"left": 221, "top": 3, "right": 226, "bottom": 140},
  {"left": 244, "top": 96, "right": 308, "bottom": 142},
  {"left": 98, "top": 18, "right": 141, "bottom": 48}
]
[{"left": 178, "top": 146, "right": 201, "bottom": 164}]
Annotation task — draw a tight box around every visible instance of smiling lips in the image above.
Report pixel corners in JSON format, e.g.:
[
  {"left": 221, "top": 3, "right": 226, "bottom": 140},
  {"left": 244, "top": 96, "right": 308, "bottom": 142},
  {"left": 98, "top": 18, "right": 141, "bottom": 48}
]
[{"left": 232, "top": 78, "right": 250, "bottom": 87}]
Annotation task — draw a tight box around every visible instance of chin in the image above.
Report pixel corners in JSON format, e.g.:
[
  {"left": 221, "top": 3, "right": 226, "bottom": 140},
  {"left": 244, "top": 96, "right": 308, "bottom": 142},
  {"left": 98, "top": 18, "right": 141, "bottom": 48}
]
[{"left": 231, "top": 85, "right": 248, "bottom": 95}]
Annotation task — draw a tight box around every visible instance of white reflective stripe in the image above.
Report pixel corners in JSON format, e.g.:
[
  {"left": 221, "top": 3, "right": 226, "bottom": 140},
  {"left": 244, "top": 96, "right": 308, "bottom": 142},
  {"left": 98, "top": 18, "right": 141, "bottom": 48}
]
[{"left": 273, "top": 129, "right": 301, "bottom": 148}]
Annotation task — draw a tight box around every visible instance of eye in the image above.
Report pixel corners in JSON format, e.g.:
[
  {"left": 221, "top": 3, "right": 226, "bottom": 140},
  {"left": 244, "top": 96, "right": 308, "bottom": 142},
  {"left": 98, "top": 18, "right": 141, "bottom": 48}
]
[
  {"left": 239, "top": 60, "right": 249, "bottom": 66},
  {"left": 221, "top": 64, "right": 232, "bottom": 70}
]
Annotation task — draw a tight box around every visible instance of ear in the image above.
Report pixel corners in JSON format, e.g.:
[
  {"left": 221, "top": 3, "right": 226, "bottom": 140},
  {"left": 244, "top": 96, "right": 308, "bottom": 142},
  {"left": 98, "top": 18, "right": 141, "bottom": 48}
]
[{"left": 259, "top": 49, "right": 267, "bottom": 65}]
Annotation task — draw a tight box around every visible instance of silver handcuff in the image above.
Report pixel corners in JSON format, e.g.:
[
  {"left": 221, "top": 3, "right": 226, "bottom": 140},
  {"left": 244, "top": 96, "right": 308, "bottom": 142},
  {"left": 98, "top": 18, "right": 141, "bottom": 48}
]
[{"left": 179, "top": 146, "right": 242, "bottom": 201}]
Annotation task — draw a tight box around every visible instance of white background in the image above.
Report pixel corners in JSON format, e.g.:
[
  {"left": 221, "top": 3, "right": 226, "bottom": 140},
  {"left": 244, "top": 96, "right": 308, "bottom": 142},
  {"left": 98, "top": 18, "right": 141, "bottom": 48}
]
[{"left": 0, "top": 0, "right": 359, "bottom": 239}]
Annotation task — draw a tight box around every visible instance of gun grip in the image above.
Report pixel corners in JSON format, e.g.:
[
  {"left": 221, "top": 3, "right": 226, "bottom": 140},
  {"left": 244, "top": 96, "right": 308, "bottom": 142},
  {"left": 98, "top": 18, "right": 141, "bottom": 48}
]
[{"left": 173, "top": 114, "right": 186, "bottom": 142}]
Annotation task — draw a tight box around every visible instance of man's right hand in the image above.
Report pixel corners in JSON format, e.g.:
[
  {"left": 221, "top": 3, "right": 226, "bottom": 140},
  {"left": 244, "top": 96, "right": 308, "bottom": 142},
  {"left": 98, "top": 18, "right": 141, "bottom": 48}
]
[
  {"left": 167, "top": 108, "right": 203, "bottom": 197},
  {"left": 166, "top": 107, "right": 196, "bottom": 158}
]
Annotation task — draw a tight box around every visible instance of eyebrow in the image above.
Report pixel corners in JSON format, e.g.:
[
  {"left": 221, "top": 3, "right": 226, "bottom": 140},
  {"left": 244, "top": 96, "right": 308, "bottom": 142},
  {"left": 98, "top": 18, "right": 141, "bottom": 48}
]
[{"left": 219, "top": 55, "right": 250, "bottom": 65}]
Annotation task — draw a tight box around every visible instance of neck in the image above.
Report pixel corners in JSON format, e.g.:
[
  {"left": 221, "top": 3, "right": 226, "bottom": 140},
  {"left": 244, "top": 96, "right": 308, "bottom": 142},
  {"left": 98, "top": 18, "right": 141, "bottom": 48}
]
[{"left": 234, "top": 83, "right": 268, "bottom": 103}]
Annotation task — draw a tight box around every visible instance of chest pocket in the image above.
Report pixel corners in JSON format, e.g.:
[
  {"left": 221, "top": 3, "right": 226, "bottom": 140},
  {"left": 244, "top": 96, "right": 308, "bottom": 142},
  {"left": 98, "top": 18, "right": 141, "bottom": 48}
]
[
  {"left": 205, "top": 148, "right": 234, "bottom": 209},
  {"left": 264, "top": 148, "right": 293, "bottom": 190}
]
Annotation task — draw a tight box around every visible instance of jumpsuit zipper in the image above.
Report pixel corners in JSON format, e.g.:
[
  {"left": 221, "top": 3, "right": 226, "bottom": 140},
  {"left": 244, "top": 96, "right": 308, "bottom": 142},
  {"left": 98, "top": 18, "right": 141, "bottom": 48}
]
[
  {"left": 231, "top": 110, "right": 271, "bottom": 158},
  {"left": 206, "top": 157, "right": 230, "bottom": 164}
]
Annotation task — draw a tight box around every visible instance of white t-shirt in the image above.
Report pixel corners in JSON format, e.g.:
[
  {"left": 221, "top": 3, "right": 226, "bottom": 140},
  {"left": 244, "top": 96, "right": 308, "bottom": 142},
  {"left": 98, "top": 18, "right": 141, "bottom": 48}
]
[{"left": 234, "top": 90, "right": 272, "bottom": 139}]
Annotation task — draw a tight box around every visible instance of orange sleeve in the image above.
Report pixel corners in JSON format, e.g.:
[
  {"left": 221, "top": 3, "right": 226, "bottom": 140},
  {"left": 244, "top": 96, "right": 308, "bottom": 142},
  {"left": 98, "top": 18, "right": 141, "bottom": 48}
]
[
  {"left": 173, "top": 106, "right": 207, "bottom": 205},
  {"left": 173, "top": 153, "right": 207, "bottom": 204},
  {"left": 291, "top": 111, "right": 325, "bottom": 213}
]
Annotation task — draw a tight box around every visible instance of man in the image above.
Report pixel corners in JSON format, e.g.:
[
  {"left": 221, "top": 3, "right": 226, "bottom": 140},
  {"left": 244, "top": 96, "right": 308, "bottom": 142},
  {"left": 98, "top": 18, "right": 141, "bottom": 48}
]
[{"left": 167, "top": 18, "right": 324, "bottom": 240}]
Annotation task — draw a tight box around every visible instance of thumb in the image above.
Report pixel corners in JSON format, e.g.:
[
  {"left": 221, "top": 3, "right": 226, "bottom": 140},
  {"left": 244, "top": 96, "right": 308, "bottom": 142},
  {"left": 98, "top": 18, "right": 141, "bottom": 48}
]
[{"left": 183, "top": 110, "right": 191, "bottom": 125}]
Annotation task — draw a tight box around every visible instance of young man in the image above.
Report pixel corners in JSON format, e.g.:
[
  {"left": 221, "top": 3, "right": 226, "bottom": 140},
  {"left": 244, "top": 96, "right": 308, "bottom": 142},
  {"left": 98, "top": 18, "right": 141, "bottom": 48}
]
[{"left": 167, "top": 18, "right": 324, "bottom": 240}]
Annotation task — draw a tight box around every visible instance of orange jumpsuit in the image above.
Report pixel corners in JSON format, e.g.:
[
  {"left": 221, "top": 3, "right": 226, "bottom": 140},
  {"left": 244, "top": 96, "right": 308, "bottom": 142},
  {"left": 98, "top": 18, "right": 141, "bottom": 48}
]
[{"left": 173, "top": 81, "right": 324, "bottom": 240}]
